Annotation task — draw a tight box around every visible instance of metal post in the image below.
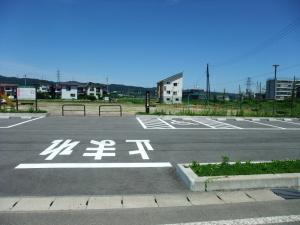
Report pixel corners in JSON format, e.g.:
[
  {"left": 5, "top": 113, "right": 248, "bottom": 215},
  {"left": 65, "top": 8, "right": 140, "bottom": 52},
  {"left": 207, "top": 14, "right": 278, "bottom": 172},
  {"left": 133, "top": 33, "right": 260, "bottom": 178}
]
[
  {"left": 239, "top": 85, "right": 242, "bottom": 112},
  {"left": 145, "top": 91, "right": 150, "bottom": 114},
  {"left": 272, "top": 64, "right": 279, "bottom": 115},
  {"left": 16, "top": 88, "right": 19, "bottom": 111},
  {"left": 291, "top": 76, "right": 296, "bottom": 116},
  {"left": 206, "top": 64, "right": 210, "bottom": 105},
  {"left": 35, "top": 87, "right": 38, "bottom": 111}
]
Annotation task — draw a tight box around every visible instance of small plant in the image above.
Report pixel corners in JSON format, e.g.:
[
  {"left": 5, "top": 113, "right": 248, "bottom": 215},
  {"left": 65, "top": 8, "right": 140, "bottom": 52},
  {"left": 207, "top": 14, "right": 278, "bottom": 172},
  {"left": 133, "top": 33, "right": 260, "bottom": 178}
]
[{"left": 221, "top": 155, "right": 229, "bottom": 165}]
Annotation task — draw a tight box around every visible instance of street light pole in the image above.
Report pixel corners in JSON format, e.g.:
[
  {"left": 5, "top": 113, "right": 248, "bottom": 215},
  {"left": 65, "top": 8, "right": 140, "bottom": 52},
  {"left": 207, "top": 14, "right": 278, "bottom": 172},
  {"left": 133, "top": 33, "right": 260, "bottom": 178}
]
[{"left": 272, "top": 64, "right": 279, "bottom": 115}]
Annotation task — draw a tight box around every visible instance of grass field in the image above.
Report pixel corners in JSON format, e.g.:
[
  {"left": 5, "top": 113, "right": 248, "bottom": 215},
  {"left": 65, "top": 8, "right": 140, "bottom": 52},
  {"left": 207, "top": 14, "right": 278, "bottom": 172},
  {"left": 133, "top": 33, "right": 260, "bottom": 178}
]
[{"left": 148, "top": 99, "right": 300, "bottom": 117}]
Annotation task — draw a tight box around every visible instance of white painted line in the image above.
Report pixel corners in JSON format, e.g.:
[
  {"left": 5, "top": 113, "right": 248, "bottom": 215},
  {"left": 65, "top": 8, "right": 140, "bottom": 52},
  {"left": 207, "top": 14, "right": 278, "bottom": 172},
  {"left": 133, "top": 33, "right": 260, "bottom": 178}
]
[
  {"left": 0, "top": 116, "right": 44, "bottom": 129},
  {"left": 283, "top": 118, "right": 292, "bottom": 121},
  {"left": 157, "top": 118, "right": 176, "bottom": 129},
  {"left": 206, "top": 118, "right": 243, "bottom": 129},
  {"left": 136, "top": 117, "right": 147, "bottom": 129},
  {"left": 188, "top": 118, "right": 216, "bottom": 129},
  {"left": 276, "top": 120, "right": 300, "bottom": 126},
  {"left": 245, "top": 120, "right": 286, "bottom": 129},
  {"left": 160, "top": 214, "right": 300, "bottom": 225},
  {"left": 15, "top": 162, "right": 173, "bottom": 169}
]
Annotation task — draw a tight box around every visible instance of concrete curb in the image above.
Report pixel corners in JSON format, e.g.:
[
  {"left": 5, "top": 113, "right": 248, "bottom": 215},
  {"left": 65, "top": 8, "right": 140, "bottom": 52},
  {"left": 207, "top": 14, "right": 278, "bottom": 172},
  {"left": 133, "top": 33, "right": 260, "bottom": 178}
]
[
  {"left": 0, "top": 113, "right": 48, "bottom": 119},
  {"left": 176, "top": 164, "right": 300, "bottom": 191}
]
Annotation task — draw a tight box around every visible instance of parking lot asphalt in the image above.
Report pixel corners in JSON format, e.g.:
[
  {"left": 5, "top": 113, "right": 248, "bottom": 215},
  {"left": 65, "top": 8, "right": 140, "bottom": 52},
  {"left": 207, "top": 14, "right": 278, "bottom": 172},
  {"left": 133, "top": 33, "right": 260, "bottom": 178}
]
[{"left": 0, "top": 116, "right": 300, "bottom": 196}]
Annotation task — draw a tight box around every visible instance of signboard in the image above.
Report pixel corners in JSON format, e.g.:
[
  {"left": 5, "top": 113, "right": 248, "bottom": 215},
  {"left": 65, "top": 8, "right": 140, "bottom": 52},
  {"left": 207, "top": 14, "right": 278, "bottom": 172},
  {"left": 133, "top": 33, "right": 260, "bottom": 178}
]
[{"left": 17, "top": 87, "right": 36, "bottom": 100}]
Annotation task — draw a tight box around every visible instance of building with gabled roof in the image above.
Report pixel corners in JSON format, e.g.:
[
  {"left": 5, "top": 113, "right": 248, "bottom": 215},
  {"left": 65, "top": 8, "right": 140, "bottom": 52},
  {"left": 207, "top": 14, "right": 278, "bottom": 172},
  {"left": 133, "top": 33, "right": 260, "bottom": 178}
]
[
  {"left": 0, "top": 83, "right": 18, "bottom": 98},
  {"left": 60, "top": 81, "right": 79, "bottom": 99},
  {"left": 157, "top": 72, "right": 183, "bottom": 104}
]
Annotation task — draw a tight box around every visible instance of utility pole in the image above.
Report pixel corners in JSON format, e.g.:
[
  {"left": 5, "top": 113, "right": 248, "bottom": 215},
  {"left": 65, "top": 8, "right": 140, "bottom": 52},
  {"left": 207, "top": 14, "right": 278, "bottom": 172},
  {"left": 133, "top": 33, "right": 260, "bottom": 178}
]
[
  {"left": 106, "top": 77, "right": 109, "bottom": 94},
  {"left": 206, "top": 64, "right": 210, "bottom": 104},
  {"left": 272, "top": 64, "right": 279, "bottom": 115},
  {"left": 56, "top": 70, "right": 61, "bottom": 84},
  {"left": 223, "top": 88, "right": 226, "bottom": 102},
  {"left": 24, "top": 74, "right": 27, "bottom": 86},
  {"left": 239, "top": 84, "right": 242, "bottom": 112},
  {"left": 56, "top": 70, "right": 61, "bottom": 99},
  {"left": 291, "top": 76, "right": 296, "bottom": 116},
  {"left": 259, "top": 82, "right": 262, "bottom": 95}
]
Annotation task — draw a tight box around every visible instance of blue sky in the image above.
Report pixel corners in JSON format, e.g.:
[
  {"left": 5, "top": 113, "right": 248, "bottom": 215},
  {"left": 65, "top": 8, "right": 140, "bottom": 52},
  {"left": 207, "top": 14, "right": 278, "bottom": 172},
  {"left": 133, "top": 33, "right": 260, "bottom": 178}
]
[{"left": 0, "top": 0, "right": 300, "bottom": 93}]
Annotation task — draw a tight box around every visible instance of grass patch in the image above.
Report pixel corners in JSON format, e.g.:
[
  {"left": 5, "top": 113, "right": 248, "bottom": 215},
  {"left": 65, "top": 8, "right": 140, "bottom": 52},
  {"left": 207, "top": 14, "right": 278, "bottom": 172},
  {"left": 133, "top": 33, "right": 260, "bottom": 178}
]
[{"left": 190, "top": 156, "right": 300, "bottom": 177}]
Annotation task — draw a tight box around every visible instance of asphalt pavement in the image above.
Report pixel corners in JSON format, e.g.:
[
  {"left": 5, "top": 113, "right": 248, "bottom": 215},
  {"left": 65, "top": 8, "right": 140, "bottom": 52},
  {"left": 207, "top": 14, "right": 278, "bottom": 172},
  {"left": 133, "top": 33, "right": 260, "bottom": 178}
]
[{"left": 0, "top": 116, "right": 300, "bottom": 196}]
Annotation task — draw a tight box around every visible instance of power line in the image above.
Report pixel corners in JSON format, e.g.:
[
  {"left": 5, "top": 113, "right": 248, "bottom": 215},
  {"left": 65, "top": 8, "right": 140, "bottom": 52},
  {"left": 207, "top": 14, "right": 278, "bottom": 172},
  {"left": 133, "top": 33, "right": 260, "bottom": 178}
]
[
  {"left": 211, "top": 63, "right": 300, "bottom": 88},
  {"left": 214, "top": 17, "right": 300, "bottom": 68}
]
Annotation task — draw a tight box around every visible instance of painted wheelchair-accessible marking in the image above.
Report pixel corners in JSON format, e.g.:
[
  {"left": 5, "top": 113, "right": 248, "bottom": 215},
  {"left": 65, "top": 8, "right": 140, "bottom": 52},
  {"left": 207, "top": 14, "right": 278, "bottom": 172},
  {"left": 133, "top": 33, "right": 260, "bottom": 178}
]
[
  {"left": 137, "top": 117, "right": 242, "bottom": 129},
  {"left": 136, "top": 117, "right": 300, "bottom": 130}
]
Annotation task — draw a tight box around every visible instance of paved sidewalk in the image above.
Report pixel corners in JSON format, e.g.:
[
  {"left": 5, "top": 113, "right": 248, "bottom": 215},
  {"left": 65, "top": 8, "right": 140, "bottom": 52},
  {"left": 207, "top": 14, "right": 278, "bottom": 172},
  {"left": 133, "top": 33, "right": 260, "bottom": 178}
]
[{"left": 0, "top": 189, "right": 284, "bottom": 212}]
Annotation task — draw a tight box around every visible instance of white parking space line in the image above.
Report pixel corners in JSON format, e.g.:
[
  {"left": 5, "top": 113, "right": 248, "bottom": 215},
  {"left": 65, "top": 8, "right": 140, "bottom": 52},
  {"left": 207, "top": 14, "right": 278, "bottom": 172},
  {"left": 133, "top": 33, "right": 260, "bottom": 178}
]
[
  {"left": 187, "top": 118, "right": 216, "bottom": 129},
  {"left": 206, "top": 118, "right": 243, "bottom": 129},
  {"left": 157, "top": 118, "right": 176, "bottom": 129},
  {"left": 136, "top": 117, "right": 147, "bottom": 129},
  {"left": 15, "top": 162, "right": 173, "bottom": 169},
  {"left": 275, "top": 120, "right": 300, "bottom": 126},
  {"left": 0, "top": 116, "right": 44, "bottom": 129},
  {"left": 245, "top": 120, "right": 286, "bottom": 129},
  {"left": 160, "top": 215, "right": 300, "bottom": 225},
  {"left": 137, "top": 117, "right": 175, "bottom": 129},
  {"left": 190, "top": 117, "right": 242, "bottom": 129}
]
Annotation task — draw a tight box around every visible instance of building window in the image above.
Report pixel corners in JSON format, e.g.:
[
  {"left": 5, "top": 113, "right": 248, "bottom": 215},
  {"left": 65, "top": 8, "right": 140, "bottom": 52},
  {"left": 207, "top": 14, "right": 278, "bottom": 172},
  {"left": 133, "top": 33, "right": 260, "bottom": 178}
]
[
  {"left": 173, "top": 91, "right": 177, "bottom": 95},
  {"left": 175, "top": 98, "right": 179, "bottom": 101},
  {"left": 70, "top": 93, "right": 75, "bottom": 97},
  {"left": 166, "top": 98, "right": 170, "bottom": 101},
  {"left": 167, "top": 91, "right": 171, "bottom": 94},
  {"left": 173, "top": 83, "right": 178, "bottom": 86},
  {"left": 166, "top": 82, "right": 170, "bottom": 84},
  {"left": 66, "top": 86, "right": 71, "bottom": 91},
  {"left": 90, "top": 87, "right": 95, "bottom": 91}
]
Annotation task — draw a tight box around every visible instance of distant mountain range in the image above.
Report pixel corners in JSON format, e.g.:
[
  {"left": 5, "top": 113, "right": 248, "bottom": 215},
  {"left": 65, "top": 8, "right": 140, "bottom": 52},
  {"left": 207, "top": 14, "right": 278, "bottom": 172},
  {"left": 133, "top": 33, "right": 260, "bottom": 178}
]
[{"left": 0, "top": 75, "right": 156, "bottom": 96}]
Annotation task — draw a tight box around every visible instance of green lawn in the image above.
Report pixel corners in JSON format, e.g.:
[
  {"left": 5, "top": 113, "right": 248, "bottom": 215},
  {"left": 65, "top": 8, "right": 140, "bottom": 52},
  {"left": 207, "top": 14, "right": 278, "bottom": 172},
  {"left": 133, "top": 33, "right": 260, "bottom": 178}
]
[{"left": 190, "top": 157, "right": 300, "bottom": 177}]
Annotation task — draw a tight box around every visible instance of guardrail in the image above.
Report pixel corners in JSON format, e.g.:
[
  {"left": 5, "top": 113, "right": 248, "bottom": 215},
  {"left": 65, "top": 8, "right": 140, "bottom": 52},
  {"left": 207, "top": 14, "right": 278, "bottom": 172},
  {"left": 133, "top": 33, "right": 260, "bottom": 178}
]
[
  {"left": 99, "top": 104, "right": 122, "bottom": 117},
  {"left": 62, "top": 104, "right": 86, "bottom": 116}
]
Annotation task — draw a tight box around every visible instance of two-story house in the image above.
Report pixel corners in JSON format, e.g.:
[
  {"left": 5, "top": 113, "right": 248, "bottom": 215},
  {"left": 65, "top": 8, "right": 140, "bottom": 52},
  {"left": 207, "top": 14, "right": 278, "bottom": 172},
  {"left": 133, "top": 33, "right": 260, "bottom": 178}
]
[{"left": 157, "top": 72, "right": 183, "bottom": 104}]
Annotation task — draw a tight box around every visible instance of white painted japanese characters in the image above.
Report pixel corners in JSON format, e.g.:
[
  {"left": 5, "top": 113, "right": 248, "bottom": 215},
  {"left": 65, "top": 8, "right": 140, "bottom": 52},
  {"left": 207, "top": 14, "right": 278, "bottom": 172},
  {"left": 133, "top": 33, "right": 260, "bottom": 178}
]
[{"left": 40, "top": 139, "right": 154, "bottom": 160}]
